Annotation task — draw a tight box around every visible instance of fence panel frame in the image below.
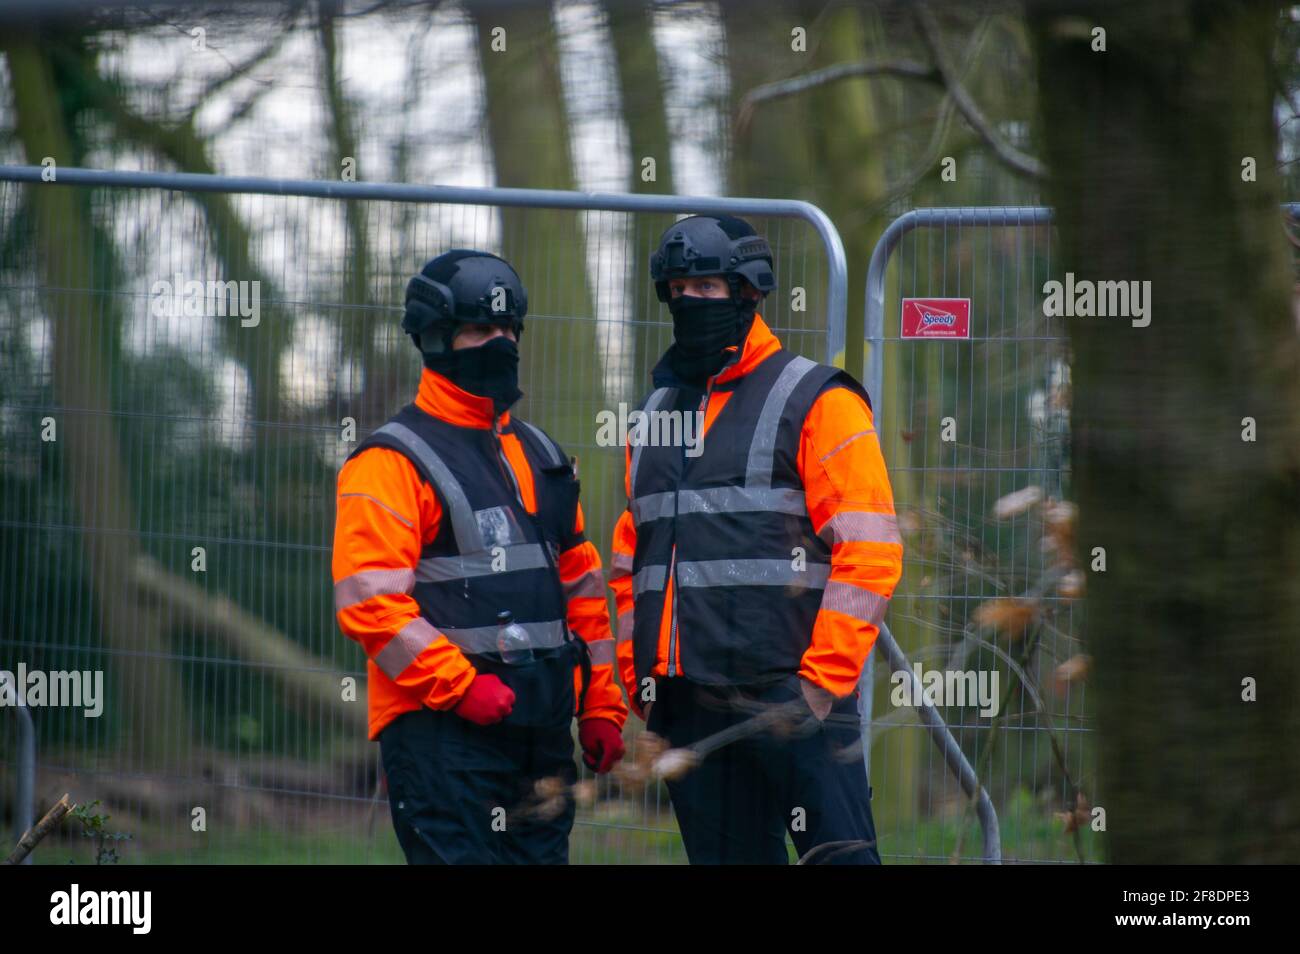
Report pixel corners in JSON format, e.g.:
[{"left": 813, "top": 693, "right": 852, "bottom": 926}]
[
  {"left": 1, "top": 164, "right": 991, "bottom": 865},
  {"left": 4, "top": 689, "right": 36, "bottom": 865},
  {"left": 0, "top": 164, "right": 850, "bottom": 362},
  {"left": 858, "top": 207, "right": 1060, "bottom": 866}
]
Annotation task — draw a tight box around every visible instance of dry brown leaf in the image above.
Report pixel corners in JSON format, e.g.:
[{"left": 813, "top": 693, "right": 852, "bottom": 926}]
[
  {"left": 1042, "top": 499, "right": 1077, "bottom": 558},
  {"left": 572, "top": 780, "right": 597, "bottom": 809},
  {"left": 1070, "top": 792, "right": 1091, "bottom": 832},
  {"left": 650, "top": 749, "right": 700, "bottom": 781},
  {"left": 1042, "top": 500, "right": 1077, "bottom": 532},
  {"left": 1058, "top": 569, "right": 1085, "bottom": 599},
  {"left": 532, "top": 797, "right": 567, "bottom": 823},
  {"left": 634, "top": 732, "right": 668, "bottom": 765},
  {"left": 533, "top": 775, "right": 567, "bottom": 800},
  {"left": 993, "top": 485, "right": 1043, "bottom": 520},
  {"left": 1056, "top": 792, "right": 1091, "bottom": 834},
  {"left": 972, "top": 597, "right": 1039, "bottom": 640},
  {"left": 612, "top": 761, "right": 648, "bottom": 790},
  {"left": 1053, "top": 654, "right": 1091, "bottom": 693}
]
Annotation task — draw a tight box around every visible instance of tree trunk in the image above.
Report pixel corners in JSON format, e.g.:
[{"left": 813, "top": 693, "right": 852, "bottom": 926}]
[
  {"left": 605, "top": 0, "right": 675, "bottom": 406},
  {"left": 3, "top": 30, "right": 191, "bottom": 767},
  {"left": 1030, "top": 0, "right": 1300, "bottom": 861},
  {"left": 607, "top": 0, "right": 675, "bottom": 197},
  {"left": 319, "top": 0, "right": 394, "bottom": 433},
  {"left": 471, "top": 6, "right": 610, "bottom": 511}
]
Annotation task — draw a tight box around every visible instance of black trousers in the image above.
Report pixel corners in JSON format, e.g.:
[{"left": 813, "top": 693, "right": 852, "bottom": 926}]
[
  {"left": 648, "top": 675, "right": 881, "bottom": 865},
  {"left": 378, "top": 706, "right": 577, "bottom": 865}
]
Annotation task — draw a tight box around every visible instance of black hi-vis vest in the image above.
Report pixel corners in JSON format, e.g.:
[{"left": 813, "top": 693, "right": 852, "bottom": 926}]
[
  {"left": 628, "top": 350, "right": 871, "bottom": 687},
  {"left": 348, "top": 403, "right": 586, "bottom": 727}
]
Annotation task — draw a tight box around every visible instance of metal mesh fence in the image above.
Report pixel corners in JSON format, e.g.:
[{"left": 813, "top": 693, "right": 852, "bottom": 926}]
[
  {"left": 862, "top": 208, "right": 1093, "bottom": 864},
  {"left": 0, "top": 168, "right": 840, "bottom": 864}
]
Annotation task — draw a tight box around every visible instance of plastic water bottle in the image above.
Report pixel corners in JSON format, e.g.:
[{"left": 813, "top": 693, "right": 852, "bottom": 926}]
[{"left": 496, "top": 611, "right": 534, "bottom": 664}]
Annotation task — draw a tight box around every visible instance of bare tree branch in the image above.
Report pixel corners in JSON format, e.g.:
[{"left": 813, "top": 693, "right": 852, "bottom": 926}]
[
  {"left": 915, "top": 3, "right": 1047, "bottom": 180},
  {"left": 865, "top": 14, "right": 1010, "bottom": 214},
  {"left": 733, "top": 8, "right": 1044, "bottom": 183},
  {"left": 183, "top": 2, "right": 305, "bottom": 124},
  {"left": 735, "top": 59, "right": 940, "bottom": 139}
]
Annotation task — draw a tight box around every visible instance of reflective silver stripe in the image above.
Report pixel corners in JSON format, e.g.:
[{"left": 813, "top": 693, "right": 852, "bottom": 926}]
[
  {"left": 585, "top": 637, "right": 615, "bottom": 666},
  {"left": 821, "top": 581, "right": 890, "bottom": 627},
  {"left": 632, "top": 564, "right": 667, "bottom": 597},
  {"left": 745, "top": 356, "right": 818, "bottom": 487},
  {"left": 632, "top": 490, "right": 675, "bottom": 524},
  {"left": 439, "top": 619, "right": 569, "bottom": 655},
  {"left": 682, "top": 486, "right": 805, "bottom": 516},
  {"left": 676, "top": 559, "right": 830, "bottom": 589},
  {"left": 372, "top": 422, "right": 483, "bottom": 552},
  {"left": 819, "top": 428, "right": 875, "bottom": 463},
  {"left": 374, "top": 617, "right": 441, "bottom": 679},
  {"left": 632, "top": 485, "right": 807, "bottom": 524},
  {"left": 629, "top": 388, "right": 672, "bottom": 495},
  {"left": 416, "top": 544, "right": 549, "bottom": 582},
  {"left": 818, "top": 511, "right": 902, "bottom": 547},
  {"left": 562, "top": 568, "right": 606, "bottom": 601},
  {"left": 334, "top": 568, "right": 416, "bottom": 611},
  {"left": 616, "top": 609, "right": 633, "bottom": 643},
  {"left": 610, "top": 551, "right": 634, "bottom": 577},
  {"left": 515, "top": 419, "right": 563, "bottom": 467}
]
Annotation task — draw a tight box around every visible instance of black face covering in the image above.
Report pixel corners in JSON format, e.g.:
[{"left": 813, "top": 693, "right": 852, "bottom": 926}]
[
  {"left": 666, "top": 294, "right": 755, "bottom": 387},
  {"left": 424, "top": 334, "right": 523, "bottom": 414}
]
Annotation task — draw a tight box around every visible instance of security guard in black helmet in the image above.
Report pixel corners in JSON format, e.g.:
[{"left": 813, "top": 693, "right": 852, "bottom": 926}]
[
  {"left": 608, "top": 216, "right": 902, "bottom": 864},
  {"left": 332, "top": 250, "right": 628, "bottom": 865},
  {"left": 402, "top": 251, "right": 528, "bottom": 411}
]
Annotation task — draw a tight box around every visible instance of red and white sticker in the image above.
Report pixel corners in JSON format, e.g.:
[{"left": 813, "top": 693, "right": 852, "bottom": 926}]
[{"left": 901, "top": 297, "right": 971, "bottom": 339}]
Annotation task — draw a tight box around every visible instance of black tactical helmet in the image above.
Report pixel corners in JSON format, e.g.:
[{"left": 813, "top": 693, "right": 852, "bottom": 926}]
[
  {"left": 649, "top": 215, "right": 776, "bottom": 304},
  {"left": 402, "top": 249, "right": 527, "bottom": 356}
]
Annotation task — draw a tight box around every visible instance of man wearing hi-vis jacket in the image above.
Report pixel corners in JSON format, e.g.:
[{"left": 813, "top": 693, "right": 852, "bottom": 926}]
[
  {"left": 609, "top": 216, "right": 903, "bottom": 864},
  {"left": 332, "top": 250, "right": 627, "bottom": 864}
]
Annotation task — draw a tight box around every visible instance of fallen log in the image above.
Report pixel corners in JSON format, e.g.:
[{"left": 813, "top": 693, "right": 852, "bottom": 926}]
[{"left": 132, "top": 554, "right": 367, "bottom": 738}]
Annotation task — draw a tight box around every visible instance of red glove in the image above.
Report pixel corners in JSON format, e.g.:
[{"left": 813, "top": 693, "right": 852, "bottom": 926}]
[
  {"left": 452, "top": 674, "right": 515, "bottom": 725},
  {"left": 579, "top": 718, "right": 625, "bottom": 773}
]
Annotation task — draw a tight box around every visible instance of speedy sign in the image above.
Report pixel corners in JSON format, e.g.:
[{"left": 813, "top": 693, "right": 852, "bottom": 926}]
[{"left": 901, "top": 297, "right": 971, "bottom": 339}]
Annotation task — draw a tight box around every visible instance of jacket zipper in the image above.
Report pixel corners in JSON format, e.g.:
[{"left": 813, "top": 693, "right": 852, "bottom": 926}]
[
  {"left": 492, "top": 418, "right": 526, "bottom": 511},
  {"left": 666, "top": 382, "right": 714, "bottom": 678}
]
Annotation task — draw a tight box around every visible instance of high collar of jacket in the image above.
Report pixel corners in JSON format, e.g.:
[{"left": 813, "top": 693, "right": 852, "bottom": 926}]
[
  {"left": 651, "top": 311, "right": 783, "bottom": 391},
  {"left": 414, "top": 366, "right": 508, "bottom": 430}
]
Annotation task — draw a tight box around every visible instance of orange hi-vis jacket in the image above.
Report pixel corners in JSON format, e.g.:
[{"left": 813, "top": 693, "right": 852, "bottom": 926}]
[
  {"left": 608, "top": 313, "right": 903, "bottom": 704},
  {"left": 333, "top": 367, "right": 628, "bottom": 740}
]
